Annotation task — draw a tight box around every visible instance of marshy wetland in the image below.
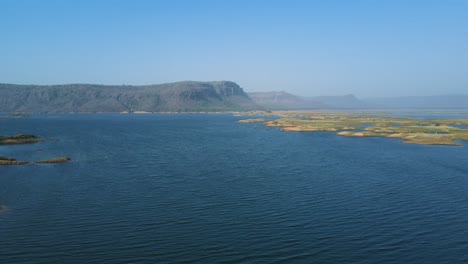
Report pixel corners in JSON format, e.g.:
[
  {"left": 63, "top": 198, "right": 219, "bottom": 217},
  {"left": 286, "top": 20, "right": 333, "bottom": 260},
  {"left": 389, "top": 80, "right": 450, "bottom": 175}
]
[{"left": 239, "top": 111, "right": 468, "bottom": 146}]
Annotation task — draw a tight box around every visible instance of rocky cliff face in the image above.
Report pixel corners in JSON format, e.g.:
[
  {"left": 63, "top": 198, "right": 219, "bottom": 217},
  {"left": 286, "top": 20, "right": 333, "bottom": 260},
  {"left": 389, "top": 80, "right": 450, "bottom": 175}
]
[{"left": 0, "top": 81, "right": 260, "bottom": 113}]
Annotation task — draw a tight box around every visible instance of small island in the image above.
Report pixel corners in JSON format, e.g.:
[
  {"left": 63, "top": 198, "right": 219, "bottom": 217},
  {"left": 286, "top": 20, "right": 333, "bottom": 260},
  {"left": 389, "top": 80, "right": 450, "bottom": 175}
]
[
  {"left": 0, "top": 134, "right": 43, "bottom": 145},
  {"left": 0, "top": 133, "right": 71, "bottom": 166},
  {"left": 0, "top": 157, "right": 29, "bottom": 165},
  {"left": 36, "top": 157, "right": 72, "bottom": 164},
  {"left": 9, "top": 113, "right": 31, "bottom": 118},
  {"left": 238, "top": 118, "right": 269, "bottom": 123},
  {"left": 0, "top": 156, "right": 72, "bottom": 166},
  {"left": 238, "top": 111, "right": 468, "bottom": 146}
]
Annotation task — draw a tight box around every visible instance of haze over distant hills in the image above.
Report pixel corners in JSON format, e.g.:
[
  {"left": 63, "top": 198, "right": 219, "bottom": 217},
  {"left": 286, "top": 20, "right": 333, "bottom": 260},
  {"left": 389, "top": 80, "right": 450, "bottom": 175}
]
[
  {"left": 247, "top": 91, "right": 326, "bottom": 110},
  {"left": 248, "top": 91, "right": 375, "bottom": 109},
  {"left": 1, "top": 81, "right": 467, "bottom": 113},
  {"left": 249, "top": 91, "right": 468, "bottom": 110},
  {"left": 364, "top": 95, "right": 468, "bottom": 109}
]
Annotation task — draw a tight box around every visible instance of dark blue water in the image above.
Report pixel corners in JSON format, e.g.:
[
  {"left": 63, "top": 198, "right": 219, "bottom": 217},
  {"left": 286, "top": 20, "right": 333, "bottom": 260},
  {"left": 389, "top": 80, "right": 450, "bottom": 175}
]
[{"left": 1, "top": 114, "right": 468, "bottom": 264}]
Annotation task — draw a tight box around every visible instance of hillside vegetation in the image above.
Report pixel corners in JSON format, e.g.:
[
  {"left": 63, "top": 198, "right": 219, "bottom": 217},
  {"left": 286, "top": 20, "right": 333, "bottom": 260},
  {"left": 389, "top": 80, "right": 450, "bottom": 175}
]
[{"left": 0, "top": 81, "right": 259, "bottom": 113}]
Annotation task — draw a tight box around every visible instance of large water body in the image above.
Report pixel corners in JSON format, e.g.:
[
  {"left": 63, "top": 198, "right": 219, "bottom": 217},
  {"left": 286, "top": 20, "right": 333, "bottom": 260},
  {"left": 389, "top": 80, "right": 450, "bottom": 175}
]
[{"left": 1, "top": 114, "right": 468, "bottom": 264}]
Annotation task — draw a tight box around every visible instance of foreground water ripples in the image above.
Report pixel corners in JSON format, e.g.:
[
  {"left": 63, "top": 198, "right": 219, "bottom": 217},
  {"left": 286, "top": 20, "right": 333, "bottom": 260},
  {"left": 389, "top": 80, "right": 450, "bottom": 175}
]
[{"left": 1, "top": 114, "right": 468, "bottom": 263}]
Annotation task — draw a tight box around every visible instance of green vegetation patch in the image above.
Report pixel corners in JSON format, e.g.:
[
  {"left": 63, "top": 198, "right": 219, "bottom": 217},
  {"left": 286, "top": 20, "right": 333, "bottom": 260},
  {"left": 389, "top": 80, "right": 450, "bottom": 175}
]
[
  {"left": 242, "top": 111, "right": 468, "bottom": 146},
  {"left": 0, "top": 134, "right": 43, "bottom": 145},
  {"left": 238, "top": 118, "right": 269, "bottom": 123}
]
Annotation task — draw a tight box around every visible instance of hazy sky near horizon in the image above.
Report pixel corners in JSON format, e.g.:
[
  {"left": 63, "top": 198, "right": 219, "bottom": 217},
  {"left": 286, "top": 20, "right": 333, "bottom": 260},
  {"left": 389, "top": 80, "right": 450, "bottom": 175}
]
[{"left": 1, "top": 0, "right": 467, "bottom": 97}]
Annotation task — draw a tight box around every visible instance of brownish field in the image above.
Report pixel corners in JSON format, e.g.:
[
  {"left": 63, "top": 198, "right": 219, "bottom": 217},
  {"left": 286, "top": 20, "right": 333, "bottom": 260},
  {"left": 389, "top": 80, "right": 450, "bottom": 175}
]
[{"left": 239, "top": 111, "right": 468, "bottom": 146}]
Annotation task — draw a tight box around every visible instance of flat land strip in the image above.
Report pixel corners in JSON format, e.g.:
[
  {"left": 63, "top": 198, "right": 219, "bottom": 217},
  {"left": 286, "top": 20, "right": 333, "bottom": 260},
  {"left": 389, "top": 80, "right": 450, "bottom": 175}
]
[{"left": 239, "top": 111, "right": 468, "bottom": 146}]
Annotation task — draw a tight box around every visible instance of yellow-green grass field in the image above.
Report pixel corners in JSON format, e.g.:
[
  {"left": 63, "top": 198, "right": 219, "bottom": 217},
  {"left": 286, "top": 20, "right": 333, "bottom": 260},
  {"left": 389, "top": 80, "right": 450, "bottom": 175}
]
[{"left": 239, "top": 112, "right": 468, "bottom": 146}]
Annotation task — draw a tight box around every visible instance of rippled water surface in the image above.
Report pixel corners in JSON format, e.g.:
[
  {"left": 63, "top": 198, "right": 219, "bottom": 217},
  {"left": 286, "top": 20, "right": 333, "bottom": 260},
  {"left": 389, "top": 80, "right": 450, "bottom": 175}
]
[{"left": 1, "top": 114, "right": 468, "bottom": 263}]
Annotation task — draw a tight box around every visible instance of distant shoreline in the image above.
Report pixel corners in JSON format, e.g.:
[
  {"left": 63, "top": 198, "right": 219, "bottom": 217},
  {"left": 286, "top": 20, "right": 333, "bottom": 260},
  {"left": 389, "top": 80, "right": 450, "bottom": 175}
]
[{"left": 2, "top": 109, "right": 468, "bottom": 116}]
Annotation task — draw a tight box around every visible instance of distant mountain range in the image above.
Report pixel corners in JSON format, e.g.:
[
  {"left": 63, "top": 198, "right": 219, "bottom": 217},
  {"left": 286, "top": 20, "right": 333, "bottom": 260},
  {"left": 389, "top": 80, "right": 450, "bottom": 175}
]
[
  {"left": 0, "top": 81, "right": 259, "bottom": 113},
  {"left": 249, "top": 91, "right": 468, "bottom": 110},
  {"left": 247, "top": 91, "right": 326, "bottom": 110},
  {"left": 247, "top": 91, "right": 375, "bottom": 109},
  {"left": 1, "top": 81, "right": 467, "bottom": 113},
  {"left": 364, "top": 95, "right": 468, "bottom": 109}
]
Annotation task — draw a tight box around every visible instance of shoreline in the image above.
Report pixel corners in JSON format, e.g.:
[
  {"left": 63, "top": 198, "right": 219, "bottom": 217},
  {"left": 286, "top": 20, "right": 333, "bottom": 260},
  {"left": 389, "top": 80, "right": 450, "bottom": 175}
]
[{"left": 2, "top": 108, "right": 468, "bottom": 116}]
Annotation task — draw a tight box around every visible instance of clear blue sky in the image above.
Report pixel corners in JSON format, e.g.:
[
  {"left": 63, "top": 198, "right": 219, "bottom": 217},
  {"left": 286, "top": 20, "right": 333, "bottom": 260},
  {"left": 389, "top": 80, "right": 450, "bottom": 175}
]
[{"left": 1, "top": 0, "right": 467, "bottom": 97}]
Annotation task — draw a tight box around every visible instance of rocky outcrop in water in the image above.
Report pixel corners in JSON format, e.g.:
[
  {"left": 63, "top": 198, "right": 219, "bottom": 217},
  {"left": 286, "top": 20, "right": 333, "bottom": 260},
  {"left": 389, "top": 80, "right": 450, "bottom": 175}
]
[
  {"left": 35, "top": 157, "right": 72, "bottom": 164},
  {"left": 0, "top": 157, "right": 28, "bottom": 165},
  {"left": 0, "top": 156, "right": 72, "bottom": 166},
  {"left": 0, "top": 134, "right": 43, "bottom": 145}
]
